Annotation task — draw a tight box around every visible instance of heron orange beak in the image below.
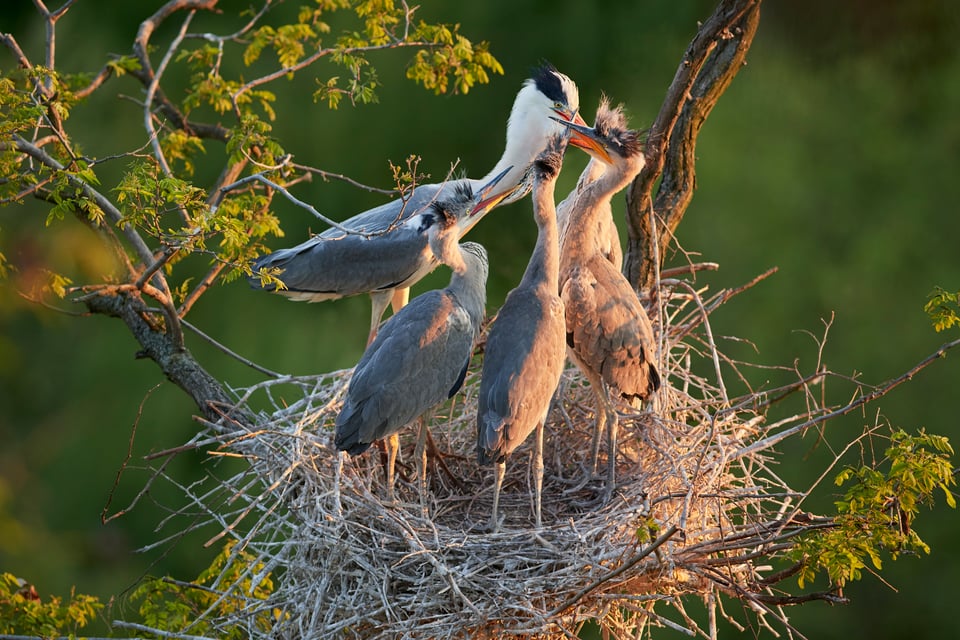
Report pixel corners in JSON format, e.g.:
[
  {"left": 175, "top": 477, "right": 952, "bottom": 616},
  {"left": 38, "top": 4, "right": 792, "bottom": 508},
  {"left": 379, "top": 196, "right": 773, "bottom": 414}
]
[
  {"left": 552, "top": 106, "right": 588, "bottom": 127},
  {"left": 472, "top": 165, "right": 516, "bottom": 216},
  {"left": 551, "top": 116, "right": 614, "bottom": 165}
]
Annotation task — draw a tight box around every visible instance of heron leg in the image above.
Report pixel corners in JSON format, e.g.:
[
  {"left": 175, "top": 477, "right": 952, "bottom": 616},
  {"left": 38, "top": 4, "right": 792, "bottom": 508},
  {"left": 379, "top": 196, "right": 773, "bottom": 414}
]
[
  {"left": 390, "top": 286, "right": 410, "bottom": 314},
  {"left": 415, "top": 416, "right": 429, "bottom": 518},
  {"left": 367, "top": 290, "right": 394, "bottom": 346},
  {"left": 589, "top": 383, "right": 608, "bottom": 476},
  {"left": 385, "top": 432, "right": 399, "bottom": 503},
  {"left": 602, "top": 393, "right": 619, "bottom": 503},
  {"left": 533, "top": 420, "right": 544, "bottom": 529},
  {"left": 334, "top": 451, "right": 344, "bottom": 517},
  {"left": 491, "top": 461, "right": 506, "bottom": 533}
]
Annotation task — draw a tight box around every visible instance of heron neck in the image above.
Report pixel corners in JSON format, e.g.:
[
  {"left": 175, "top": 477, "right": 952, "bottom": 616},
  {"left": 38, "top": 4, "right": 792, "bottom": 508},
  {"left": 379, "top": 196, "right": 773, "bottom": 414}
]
[
  {"left": 475, "top": 90, "right": 549, "bottom": 200},
  {"left": 558, "top": 158, "right": 607, "bottom": 240},
  {"left": 521, "top": 176, "right": 560, "bottom": 292},
  {"left": 448, "top": 250, "right": 487, "bottom": 328}
]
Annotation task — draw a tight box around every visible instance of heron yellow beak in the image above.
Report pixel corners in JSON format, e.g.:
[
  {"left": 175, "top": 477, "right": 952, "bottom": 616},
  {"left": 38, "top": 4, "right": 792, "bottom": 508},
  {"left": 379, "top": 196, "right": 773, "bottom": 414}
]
[{"left": 552, "top": 116, "right": 614, "bottom": 165}]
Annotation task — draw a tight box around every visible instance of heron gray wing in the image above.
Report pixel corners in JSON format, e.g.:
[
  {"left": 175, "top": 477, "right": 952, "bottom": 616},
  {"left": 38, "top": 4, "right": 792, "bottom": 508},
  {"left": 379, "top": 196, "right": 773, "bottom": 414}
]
[
  {"left": 335, "top": 290, "right": 478, "bottom": 452},
  {"left": 321, "top": 182, "right": 451, "bottom": 236},
  {"left": 561, "top": 256, "right": 660, "bottom": 401},
  {"left": 251, "top": 222, "right": 435, "bottom": 298},
  {"left": 477, "top": 289, "right": 566, "bottom": 462}
]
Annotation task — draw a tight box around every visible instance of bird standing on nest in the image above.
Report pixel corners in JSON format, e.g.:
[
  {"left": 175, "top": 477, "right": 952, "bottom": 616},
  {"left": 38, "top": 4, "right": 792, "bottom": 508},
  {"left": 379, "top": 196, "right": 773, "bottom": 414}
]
[
  {"left": 249, "top": 63, "right": 589, "bottom": 345},
  {"left": 476, "top": 135, "right": 568, "bottom": 531},
  {"left": 335, "top": 173, "right": 505, "bottom": 506},
  {"left": 554, "top": 102, "right": 661, "bottom": 502}
]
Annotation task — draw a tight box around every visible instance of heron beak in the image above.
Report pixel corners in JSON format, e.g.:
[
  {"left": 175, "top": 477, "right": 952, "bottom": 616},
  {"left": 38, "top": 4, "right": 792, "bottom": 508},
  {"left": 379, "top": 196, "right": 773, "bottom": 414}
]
[
  {"left": 472, "top": 165, "right": 517, "bottom": 215},
  {"left": 550, "top": 116, "right": 613, "bottom": 165},
  {"left": 551, "top": 106, "right": 588, "bottom": 128}
]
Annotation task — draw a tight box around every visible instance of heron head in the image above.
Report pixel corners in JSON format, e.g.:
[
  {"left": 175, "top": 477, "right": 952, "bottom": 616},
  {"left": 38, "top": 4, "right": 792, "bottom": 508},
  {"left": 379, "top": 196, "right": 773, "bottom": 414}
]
[
  {"left": 533, "top": 134, "right": 568, "bottom": 181},
  {"left": 530, "top": 62, "right": 587, "bottom": 128},
  {"left": 556, "top": 96, "right": 644, "bottom": 166}
]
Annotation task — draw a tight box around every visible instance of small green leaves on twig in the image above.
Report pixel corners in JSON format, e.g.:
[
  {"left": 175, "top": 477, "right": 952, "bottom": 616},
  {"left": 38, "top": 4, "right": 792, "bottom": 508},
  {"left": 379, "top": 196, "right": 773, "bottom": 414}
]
[
  {"left": 925, "top": 286, "right": 960, "bottom": 333},
  {"left": 790, "top": 428, "right": 956, "bottom": 589},
  {"left": 406, "top": 23, "right": 503, "bottom": 95}
]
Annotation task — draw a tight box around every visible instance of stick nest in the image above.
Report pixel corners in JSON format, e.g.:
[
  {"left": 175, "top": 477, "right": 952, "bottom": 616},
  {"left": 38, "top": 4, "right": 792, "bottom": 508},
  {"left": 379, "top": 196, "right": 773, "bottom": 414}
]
[{"left": 144, "top": 273, "right": 840, "bottom": 639}]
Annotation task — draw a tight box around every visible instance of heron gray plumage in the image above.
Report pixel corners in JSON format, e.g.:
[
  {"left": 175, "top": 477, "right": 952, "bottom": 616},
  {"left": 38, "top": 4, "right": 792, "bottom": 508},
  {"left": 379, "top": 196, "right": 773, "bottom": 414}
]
[
  {"left": 249, "top": 63, "right": 587, "bottom": 344},
  {"left": 476, "top": 135, "right": 568, "bottom": 531},
  {"left": 557, "top": 97, "right": 630, "bottom": 272},
  {"left": 334, "top": 184, "right": 490, "bottom": 503},
  {"left": 555, "top": 105, "right": 661, "bottom": 502}
]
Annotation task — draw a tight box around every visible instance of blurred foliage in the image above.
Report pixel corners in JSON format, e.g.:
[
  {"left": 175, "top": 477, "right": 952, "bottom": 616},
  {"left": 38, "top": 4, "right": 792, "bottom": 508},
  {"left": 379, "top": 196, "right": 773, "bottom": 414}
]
[
  {"left": 0, "top": 571, "right": 102, "bottom": 637},
  {"left": 130, "top": 540, "right": 281, "bottom": 638},
  {"left": 0, "top": 0, "right": 958, "bottom": 639}
]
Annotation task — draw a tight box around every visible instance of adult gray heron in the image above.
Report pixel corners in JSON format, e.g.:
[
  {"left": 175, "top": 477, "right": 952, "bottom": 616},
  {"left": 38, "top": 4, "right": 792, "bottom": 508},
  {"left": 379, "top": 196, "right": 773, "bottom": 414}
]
[
  {"left": 476, "top": 135, "right": 567, "bottom": 531},
  {"left": 555, "top": 105, "right": 661, "bottom": 502},
  {"left": 250, "top": 63, "right": 587, "bottom": 344},
  {"left": 334, "top": 180, "right": 491, "bottom": 504}
]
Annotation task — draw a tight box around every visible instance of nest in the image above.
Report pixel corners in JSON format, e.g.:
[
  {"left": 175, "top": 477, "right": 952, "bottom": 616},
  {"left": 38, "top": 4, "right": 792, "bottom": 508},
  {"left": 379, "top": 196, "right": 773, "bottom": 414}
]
[{"left": 134, "top": 272, "right": 845, "bottom": 639}]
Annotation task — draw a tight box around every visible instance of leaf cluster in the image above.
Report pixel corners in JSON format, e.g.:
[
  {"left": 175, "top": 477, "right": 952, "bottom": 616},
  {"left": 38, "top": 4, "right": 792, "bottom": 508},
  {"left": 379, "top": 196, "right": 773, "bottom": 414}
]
[
  {"left": 130, "top": 540, "right": 282, "bottom": 639},
  {"left": 925, "top": 286, "right": 960, "bottom": 333},
  {"left": 0, "top": 572, "right": 102, "bottom": 637},
  {"left": 791, "top": 428, "right": 956, "bottom": 588}
]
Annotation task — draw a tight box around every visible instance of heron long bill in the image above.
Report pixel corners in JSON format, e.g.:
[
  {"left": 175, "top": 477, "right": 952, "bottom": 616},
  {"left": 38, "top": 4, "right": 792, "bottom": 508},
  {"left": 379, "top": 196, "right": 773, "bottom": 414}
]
[
  {"left": 552, "top": 116, "right": 614, "bottom": 165},
  {"left": 472, "top": 165, "right": 531, "bottom": 217}
]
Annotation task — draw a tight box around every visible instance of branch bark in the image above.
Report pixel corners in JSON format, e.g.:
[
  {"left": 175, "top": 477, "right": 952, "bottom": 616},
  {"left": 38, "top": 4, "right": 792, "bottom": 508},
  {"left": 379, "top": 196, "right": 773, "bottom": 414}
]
[
  {"left": 81, "top": 288, "right": 244, "bottom": 425},
  {"left": 624, "top": 0, "right": 762, "bottom": 291}
]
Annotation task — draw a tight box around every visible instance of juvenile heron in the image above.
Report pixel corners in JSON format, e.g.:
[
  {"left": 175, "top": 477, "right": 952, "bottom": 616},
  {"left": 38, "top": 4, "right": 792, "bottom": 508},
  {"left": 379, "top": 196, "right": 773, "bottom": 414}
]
[
  {"left": 250, "top": 63, "right": 587, "bottom": 344},
  {"left": 334, "top": 184, "right": 491, "bottom": 504},
  {"left": 476, "top": 135, "right": 567, "bottom": 531},
  {"left": 557, "top": 97, "right": 628, "bottom": 271},
  {"left": 555, "top": 106, "right": 661, "bottom": 501}
]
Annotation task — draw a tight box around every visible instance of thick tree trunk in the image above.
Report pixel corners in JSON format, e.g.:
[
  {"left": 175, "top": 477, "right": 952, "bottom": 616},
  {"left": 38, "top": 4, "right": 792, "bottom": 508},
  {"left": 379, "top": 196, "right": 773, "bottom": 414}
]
[{"left": 624, "top": 0, "right": 762, "bottom": 292}]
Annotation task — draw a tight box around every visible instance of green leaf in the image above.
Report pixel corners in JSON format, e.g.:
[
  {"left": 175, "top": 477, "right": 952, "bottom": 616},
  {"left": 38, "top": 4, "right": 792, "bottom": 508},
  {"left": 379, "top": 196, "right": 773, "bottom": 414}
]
[{"left": 924, "top": 286, "right": 960, "bottom": 332}]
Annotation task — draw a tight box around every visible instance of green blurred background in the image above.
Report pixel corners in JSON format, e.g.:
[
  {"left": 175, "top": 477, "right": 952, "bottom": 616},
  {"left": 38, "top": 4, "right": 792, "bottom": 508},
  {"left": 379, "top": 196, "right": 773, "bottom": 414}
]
[{"left": 1, "top": 0, "right": 958, "bottom": 636}]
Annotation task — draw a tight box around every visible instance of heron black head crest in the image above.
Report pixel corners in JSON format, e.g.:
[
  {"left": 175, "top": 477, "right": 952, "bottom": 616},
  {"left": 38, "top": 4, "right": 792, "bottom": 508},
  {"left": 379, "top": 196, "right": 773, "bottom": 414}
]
[
  {"left": 453, "top": 181, "right": 474, "bottom": 203},
  {"left": 429, "top": 181, "right": 475, "bottom": 223},
  {"left": 593, "top": 96, "right": 628, "bottom": 139},
  {"left": 531, "top": 61, "right": 567, "bottom": 105}
]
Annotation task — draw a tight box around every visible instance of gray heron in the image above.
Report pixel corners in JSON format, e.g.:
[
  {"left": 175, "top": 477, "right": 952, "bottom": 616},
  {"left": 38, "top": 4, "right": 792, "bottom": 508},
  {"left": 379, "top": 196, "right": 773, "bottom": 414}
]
[
  {"left": 334, "top": 178, "right": 494, "bottom": 504},
  {"left": 476, "top": 135, "right": 568, "bottom": 531},
  {"left": 250, "top": 63, "right": 588, "bottom": 344},
  {"left": 555, "top": 105, "right": 661, "bottom": 502},
  {"left": 557, "top": 97, "right": 627, "bottom": 272}
]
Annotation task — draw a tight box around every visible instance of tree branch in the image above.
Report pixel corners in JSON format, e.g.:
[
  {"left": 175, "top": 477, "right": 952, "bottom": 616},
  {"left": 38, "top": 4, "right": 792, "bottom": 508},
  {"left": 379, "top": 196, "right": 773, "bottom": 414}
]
[
  {"left": 80, "top": 287, "right": 243, "bottom": 425},
  {"left": 624, "top": 0, "right": 762, "bottom": 291}
]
